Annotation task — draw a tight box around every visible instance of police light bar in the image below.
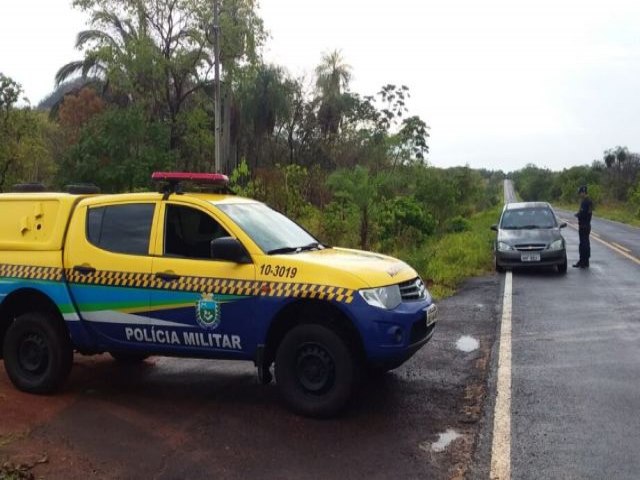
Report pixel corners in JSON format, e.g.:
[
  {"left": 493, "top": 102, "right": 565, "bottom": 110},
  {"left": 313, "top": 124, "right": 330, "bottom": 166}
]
[{"left": 151, "top": 171, "right": 229, "bottom": 185}]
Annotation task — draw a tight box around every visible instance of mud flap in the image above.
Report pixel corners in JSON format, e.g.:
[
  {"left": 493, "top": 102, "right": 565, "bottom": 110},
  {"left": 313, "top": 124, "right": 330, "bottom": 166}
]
[{"left": 255, "top": 344, "right": 272, "bottom": 385}]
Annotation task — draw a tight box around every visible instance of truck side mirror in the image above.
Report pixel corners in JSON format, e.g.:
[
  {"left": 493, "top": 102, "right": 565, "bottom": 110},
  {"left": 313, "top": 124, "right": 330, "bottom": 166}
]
[
  {"left": 559, "top": 222, "right": 567, "bottom": 229},
  {"left": 210, "top": 237, "right": 252, "bottom": 264},
  {"left": 490, "top": 224, "right": 498, "bottom": 231}
]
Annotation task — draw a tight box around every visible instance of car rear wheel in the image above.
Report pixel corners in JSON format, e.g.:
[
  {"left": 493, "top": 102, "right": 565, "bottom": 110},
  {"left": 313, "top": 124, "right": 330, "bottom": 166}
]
[
  {"left": 275, "top": 323, "right": 358, "bottom": 418},
  {"left": 2, "top": 312, "right": 73, "bottom": 393}
]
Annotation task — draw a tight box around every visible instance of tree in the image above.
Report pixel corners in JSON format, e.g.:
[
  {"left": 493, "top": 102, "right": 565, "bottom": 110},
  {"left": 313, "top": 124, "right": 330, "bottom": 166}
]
[
  {"left": 315, "top": 50, "right": 351, "bottom": 136},
  {"left": 235, "top": 63, "right": 295, "bottom": 168},
  {"left": 511, "top": 164, "right": 555, "bottom": 202},
  {"left": 1, "top": 74, "right": 60, "bottom": 190},
  {"left": 327, "top": 166, "right": 382, "bottom": 249},
  {"left": 60, "top": 106, "right": 174, "bottom": 192},
  {"left": 601, "top": 146, "right": 640, "bottom": 201},
  {"left": 376, "top": 195, "right": 435, "bottom": 249},
  {"left": 57, "top": 0, "right": 265, "bottom": 160},
  {"left": 57, "top": 87, "right": 106, "bottom": 144},
  {"left": 414, "top": 167, "right": 458, "bottom": 228},
  {"left": 393, "top": 115, "right": 429, "bottom": 164}
]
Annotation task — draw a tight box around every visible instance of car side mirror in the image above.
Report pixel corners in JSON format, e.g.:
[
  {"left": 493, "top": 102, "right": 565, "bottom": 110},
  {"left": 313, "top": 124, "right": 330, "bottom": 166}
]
[
  {"left": 491, "top": 224, "right": 498, "bottom": 231},
  {"left": 559, "top": 222, "right": 567, "bottom": 229},
  {"left": 210, "top": 237, "right": 252, "bottom": 264}
]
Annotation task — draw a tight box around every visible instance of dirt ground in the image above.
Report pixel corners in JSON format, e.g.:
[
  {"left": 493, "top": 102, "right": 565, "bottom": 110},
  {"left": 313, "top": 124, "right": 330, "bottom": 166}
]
[{"left": 0, "top": 276, "right": 499, "bottom": 480}]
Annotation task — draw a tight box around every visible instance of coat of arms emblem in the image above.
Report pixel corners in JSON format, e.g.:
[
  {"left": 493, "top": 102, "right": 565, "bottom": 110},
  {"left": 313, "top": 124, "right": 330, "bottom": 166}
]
[{"left": 196, "top": 293, "right": 221, "bottom": 329}]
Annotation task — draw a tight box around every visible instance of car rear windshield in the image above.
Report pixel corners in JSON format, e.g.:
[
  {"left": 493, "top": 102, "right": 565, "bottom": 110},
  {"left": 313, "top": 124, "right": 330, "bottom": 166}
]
[{"left": 500, "top": 208, "right": 556, "bottom": 229}]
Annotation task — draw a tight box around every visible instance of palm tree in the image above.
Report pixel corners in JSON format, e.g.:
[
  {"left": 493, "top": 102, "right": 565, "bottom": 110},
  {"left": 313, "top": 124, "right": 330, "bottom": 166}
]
[
  {"left": 315, "top": 50, "right": 351, "bottom": 99},
  {"left": 315, "top": 50, "right": 352, "bottom": 136},
  {"left": 55, "top": 10, "right": 141, "bottom": 87},
  {"left": 55, "top": 4, "right": 211, "bottom": 151}
]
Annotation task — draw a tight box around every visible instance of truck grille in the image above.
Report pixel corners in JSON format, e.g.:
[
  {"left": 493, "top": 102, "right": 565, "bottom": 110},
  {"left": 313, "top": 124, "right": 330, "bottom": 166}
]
[{"left": 399, "top": 277, "right": 427, "bottom": 301}]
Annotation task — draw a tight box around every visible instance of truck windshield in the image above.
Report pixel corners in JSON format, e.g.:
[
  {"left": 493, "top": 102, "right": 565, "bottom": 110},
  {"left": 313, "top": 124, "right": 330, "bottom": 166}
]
[{"left": 215, "top": 202, "right": 322, "bottom": 254}]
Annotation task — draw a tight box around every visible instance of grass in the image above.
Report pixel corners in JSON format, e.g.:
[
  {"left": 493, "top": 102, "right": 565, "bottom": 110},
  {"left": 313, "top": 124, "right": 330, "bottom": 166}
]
[
  {"left": 589, "top": 203, "right": 640, "bottom": 227},
  {"left": 555, "top": 201, "right": 640, "bottom": 227},
  {"left": 396, "top": 206, "right": 501, "bottom": 299}
]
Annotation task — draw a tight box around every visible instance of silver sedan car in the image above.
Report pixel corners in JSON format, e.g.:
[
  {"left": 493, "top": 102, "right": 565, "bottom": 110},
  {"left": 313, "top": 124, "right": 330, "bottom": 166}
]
[{"left": 491, "top": 202, "right": 568, "bottom": 274}]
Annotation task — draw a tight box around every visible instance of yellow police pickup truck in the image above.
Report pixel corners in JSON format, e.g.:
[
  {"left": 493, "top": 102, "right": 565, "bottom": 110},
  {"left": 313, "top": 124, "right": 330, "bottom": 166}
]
[{"left": 0, "top": 173, "right": 437, "bottom": 417}]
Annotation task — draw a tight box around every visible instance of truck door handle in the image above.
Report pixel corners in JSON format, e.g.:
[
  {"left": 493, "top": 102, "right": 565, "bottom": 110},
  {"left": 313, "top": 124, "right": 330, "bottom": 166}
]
[
  {"left": 156, "top": 272, "right": 180, "bottom": 282},
  {"left": 73, "top": 265, "right": 96, "bottom": 275}
]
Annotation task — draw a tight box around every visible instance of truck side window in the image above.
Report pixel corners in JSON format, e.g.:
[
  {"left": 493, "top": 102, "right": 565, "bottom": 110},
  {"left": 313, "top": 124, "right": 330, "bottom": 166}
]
[
  {"left": 87, "top": 203, "right": 155, "bottom": 255},
  {"left": 164, "top": 205, "right": 228, "bottom": 259}
]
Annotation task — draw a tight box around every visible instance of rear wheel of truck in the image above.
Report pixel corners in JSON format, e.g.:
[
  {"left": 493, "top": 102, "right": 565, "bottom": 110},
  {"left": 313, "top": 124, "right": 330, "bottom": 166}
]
[
  {"left": 2, "top": 312, "right": 73, "bottom": 394},
  {"left": 275, "top": 323, "right": 358, "bottom": 418}
]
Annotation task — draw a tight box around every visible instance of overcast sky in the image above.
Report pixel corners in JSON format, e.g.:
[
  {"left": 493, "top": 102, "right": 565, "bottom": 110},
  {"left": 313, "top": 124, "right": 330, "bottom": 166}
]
[{"left": 2, "top": 0, "right": 639, "bottom": 172}]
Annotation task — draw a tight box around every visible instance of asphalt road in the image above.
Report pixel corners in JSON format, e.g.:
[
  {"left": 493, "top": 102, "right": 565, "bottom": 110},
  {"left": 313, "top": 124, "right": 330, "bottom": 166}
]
[
  {"left": 510, "top": 229, "right": 640, "bottom": 479},
  {"left": 555, "top": 207, "right": 640, "bottom": 261},
  {"left": 474, "top": 181, "right": 640, "bottom": 479}
]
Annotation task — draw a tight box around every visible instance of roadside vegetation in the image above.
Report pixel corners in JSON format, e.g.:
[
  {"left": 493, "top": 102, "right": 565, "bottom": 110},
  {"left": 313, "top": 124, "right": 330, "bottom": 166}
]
[
  {"left": 395, "top": 206, "right": 502, "bottom": 298},
  {"left": 511, "top": 147, "right": 640, "bottom": 225},
  {"left": 0, "top": 0, "right": 505, "bottom": 298}
]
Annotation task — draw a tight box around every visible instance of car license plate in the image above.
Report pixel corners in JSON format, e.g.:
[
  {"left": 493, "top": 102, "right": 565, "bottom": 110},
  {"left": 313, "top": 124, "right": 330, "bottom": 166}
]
[
  {"left": 521, "top": 252, "right": 541, "bottom": 262},
  {"left": 426, "top": 304, "right": 438, "bottom": 326}
]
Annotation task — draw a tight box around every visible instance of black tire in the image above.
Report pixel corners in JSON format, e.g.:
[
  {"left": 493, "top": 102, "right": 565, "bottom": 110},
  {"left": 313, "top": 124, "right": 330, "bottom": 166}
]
[
  {"left": 2, "top": 312, "right": 73, "bottom": 394},
  {"left": 275, "top": 323, "right": 358, "bottom": 418},
  {"left": 109, "top": 352, "right": 149, "bottom": 364},
  {"left": 365, "top": 364, "right": 395, "bottom": 379},
  {"left": 495, "top": 257, "right": 505, "bottom": 273},
  {"left": 557, "top": 256, "right": 568, "bottom": 274}
]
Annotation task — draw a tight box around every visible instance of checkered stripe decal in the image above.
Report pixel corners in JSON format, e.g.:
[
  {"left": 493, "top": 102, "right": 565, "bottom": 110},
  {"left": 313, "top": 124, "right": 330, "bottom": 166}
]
[
  {"left": 0, "top": 262, "right": 354, "bottom": 303},
  {"left": 0, "top": 263, "right": 63, "bottom": 282},
  {"left": 64, "top": 268, "right": 355, "bottom": 304}
]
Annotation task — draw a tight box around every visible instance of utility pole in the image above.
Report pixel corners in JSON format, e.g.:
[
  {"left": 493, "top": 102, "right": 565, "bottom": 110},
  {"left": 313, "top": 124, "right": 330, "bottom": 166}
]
[{"left": 213, "top": 0, "right": 222, "bottom": 173}]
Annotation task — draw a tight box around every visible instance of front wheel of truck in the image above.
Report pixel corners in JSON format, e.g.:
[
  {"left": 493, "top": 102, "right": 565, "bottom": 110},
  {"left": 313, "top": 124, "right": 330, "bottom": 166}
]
[
  {"left": 275, "top": 323, "right": 358, "bottom": 418},
  {"left": 2, "top": 312, "right": 73, "bottom": 394}
]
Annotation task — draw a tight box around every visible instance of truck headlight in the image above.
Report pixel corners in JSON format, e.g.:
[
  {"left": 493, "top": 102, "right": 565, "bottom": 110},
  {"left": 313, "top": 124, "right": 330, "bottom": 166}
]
[
  {"left": 548, "top": 239, "right": 564, "bottom": 251},
  {"left": 359, "top": 285, "right": 402, "bottom": 310},
  {"left": 497, "top": 241, "right": 514, "bottom": 251}
]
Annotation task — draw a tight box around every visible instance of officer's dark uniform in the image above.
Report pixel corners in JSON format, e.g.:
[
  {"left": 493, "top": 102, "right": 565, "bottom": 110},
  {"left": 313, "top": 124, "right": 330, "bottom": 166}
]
[{"left": 573, "top": 185, "right": 593, "bottom": 268}]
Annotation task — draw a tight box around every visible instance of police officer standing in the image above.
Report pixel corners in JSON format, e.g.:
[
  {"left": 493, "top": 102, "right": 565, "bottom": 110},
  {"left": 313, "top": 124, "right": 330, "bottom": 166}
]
[{"left": 573, "top": 185, "right": 593, "bottom": 268}]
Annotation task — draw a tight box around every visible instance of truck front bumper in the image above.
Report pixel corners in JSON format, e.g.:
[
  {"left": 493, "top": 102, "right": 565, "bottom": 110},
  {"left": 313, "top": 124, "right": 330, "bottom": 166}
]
[{"left": 350, "top": 298, "right": 438, "bottom": 369}]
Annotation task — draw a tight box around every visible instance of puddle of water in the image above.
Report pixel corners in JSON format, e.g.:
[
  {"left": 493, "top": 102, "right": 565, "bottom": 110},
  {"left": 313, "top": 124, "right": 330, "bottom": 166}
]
[
  {"left": 456, "top": 335, "right": 479, "bottom": 352},
  {"left": 430, "top": 429, "right": 463, "bottom": 453}
]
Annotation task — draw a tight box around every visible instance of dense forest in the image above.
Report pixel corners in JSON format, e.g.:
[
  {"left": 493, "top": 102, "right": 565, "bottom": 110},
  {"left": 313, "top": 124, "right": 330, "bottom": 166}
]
[{"left": 0, "top": 0, "right": 507, "bottom": 258}]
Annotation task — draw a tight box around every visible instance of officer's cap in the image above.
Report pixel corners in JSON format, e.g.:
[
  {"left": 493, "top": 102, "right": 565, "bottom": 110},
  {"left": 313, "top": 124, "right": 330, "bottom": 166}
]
[{"left": 578, "top": 185, "right": 588, "bottom": 194}]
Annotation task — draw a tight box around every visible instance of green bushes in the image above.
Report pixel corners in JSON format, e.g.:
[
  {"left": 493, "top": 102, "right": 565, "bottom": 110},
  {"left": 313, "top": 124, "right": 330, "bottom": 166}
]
[
  {"left": 444, "top": 215, "right": 471, "bottom": 233},
  {"left": 394, "top": 207, "right": 500, "bottom": 298},
  {"left": 228, "top": 161, "right": 503, "bottom": 298}
]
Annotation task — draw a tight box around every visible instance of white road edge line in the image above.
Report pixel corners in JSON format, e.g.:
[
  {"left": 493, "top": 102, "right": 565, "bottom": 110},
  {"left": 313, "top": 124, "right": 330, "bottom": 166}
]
[{"left": 490, "top": 271, "right": 512, "bottom": 480}]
